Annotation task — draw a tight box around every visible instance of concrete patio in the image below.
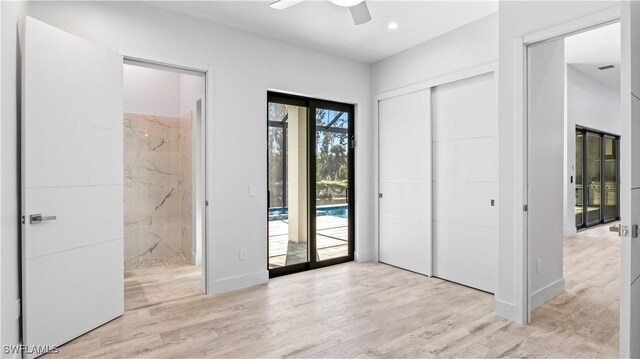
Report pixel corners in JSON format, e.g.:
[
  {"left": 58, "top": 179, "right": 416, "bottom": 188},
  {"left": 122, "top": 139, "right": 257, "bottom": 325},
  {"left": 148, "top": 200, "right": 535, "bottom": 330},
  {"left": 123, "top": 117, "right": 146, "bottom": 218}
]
[{"left": 269, "top": 215, "right": 348, "bottom": 268}]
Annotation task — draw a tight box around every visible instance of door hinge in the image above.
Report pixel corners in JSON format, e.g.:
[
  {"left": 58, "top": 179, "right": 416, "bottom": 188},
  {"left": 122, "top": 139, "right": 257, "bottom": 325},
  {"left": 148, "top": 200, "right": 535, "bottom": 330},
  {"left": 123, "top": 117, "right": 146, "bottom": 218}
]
[
  {"left": 378, "top": 193, "right": 383, "bottom": 199},
  {"left": 523, "top": 204, "right": 528, "bottom": 212},
  {"left": 21, "top": 215, "right": 25, "bottom": 225},
  {"left": 350, "top": 137, "right": 356, "bottom": 149}
]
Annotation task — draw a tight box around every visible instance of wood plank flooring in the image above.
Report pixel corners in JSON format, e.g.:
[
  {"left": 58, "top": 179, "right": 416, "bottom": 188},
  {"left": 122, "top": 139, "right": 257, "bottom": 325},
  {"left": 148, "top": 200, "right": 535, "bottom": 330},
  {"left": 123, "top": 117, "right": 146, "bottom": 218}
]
[{"left": 50, "top": 225, "right": 619, "bottom": 358}]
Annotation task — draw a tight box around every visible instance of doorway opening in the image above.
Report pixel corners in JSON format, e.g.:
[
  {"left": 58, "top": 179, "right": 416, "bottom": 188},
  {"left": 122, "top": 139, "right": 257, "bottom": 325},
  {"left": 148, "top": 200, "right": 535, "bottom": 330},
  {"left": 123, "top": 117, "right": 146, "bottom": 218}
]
[
  {"left": 267, "top": 92, "right": 355, "bottom": 277},
  {"left": 526, "top": 21, "right": 621, "bottom": 356},
  {"left": 122, "top": 61, "right": 206, "bottom": 301}
]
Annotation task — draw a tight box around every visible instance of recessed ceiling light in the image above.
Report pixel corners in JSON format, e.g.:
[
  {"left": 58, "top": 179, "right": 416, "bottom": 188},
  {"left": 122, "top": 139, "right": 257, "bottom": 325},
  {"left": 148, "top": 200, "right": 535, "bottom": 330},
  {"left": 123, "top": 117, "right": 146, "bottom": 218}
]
[
  {"left": 388, "top": 22, "right": 399, "bottom": 31},
  {"left": 269, "top": 0, "right": 303, "bottom": 10},
  {"left": 329, "top": 0, "right": 364, "bottom": 7}
]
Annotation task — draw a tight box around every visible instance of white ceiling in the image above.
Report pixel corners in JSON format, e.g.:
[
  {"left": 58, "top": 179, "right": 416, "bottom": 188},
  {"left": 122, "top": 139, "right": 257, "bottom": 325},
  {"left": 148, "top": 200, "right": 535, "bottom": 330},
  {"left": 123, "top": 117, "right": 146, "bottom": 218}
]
[
  {"left": 565, "top": 22, "right": 620, "bottom": 90},
  {"left": 148, "top": 1, "right": 498, "bottom": 64}
]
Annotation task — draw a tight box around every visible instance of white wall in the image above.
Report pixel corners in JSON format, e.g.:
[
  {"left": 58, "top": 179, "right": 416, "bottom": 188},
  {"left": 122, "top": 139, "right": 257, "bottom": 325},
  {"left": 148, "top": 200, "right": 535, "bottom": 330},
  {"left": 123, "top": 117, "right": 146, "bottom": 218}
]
[
  {"left": 123, "top": 64, "right": 204, "bottom": 119},
  {"left": 123, "top": 64, "right": 182, "bottom": 117},
  {"left": 371, "top": 13, "right": 498, "bottom": 94},
  {"left": 568, "top": 67, "right": 621, "bottom": 134},
  {"left": 0, "top": 0, "right": 371, "bottom": 349},
  {"left": 498, "top": 1, "right": 620, "bottom": 323},
  {"left": 564, "top": 65, "right": 621, "bottom": 235}
]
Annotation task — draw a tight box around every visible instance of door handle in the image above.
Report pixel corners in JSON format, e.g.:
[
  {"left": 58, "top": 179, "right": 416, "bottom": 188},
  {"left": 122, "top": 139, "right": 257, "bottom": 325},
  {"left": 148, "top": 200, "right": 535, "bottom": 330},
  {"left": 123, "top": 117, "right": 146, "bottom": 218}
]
[
  {"left": 30, "top": 214, "right": 57, "bottom": 224},
  {"left": 618, "top": 224, "right": 638, "bottom": 238},
  {"left": 610, "top": 224, "right": 620, "bottom": 235}
]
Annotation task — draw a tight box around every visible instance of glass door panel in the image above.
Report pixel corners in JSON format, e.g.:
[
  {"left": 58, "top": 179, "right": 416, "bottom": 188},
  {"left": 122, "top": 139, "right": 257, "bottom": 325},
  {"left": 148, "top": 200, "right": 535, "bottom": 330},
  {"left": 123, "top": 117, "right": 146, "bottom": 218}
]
[
  {"left": 585, "top": 132, "right": 602, "bottom": 226},
  {"left": 313, "top": 107, "right": 351, "bottom": 262},
  {"left": 268, "top": 101, "right": 309, "bottom": 270},
  {"left": 576, "top": 130, "right": 584, "bottom": 227},
  {"left": 603, "top": 136, "right": 619, "bottom": 222}
]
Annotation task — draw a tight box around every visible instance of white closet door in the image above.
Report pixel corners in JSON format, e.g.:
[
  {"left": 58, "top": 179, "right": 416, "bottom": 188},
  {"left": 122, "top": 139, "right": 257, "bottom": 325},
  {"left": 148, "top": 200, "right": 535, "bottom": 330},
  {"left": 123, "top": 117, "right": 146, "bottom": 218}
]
[
  {"left": 432, "top": 72, "right": 498, "bottom": 293},
  {"left": 378, "top": 90, "right": 431, "bottom": 276},
  {"left": 22, "top": 16, "right": 124, "bottom": 356}
]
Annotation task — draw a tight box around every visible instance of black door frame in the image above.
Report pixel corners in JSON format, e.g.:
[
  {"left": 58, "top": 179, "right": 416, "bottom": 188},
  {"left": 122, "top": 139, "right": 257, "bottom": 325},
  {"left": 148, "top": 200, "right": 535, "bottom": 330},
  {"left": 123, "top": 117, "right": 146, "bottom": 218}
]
[
  {"left": 267, "top": 91, "right": 355, "bottom": 278},
  {"left": 576, "top": 125, "right": 620, "bottom": 230}
]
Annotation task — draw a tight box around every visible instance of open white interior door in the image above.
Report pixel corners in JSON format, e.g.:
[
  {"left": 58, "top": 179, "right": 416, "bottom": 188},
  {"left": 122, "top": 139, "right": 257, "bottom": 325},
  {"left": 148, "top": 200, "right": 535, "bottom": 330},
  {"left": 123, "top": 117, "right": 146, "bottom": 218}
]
[
  {"left": 527, "top": 38, "right": 565, "bottom": 311},
  {"left": 620, "top": 3, "right": 640, "bottom": 357},
  {"left": 22, "top": 16, "right": 124, "bottom": 356}
]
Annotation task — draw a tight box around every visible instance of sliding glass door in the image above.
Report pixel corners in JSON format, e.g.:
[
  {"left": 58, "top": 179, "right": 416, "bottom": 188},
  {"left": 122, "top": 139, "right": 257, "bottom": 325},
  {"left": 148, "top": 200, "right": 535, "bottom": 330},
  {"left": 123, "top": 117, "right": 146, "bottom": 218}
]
[
  {"left": 603, "top": 135, "right": 619, "bottom": 222},
  {"left": 585, "top": 132, "right": 602, "bottom": 226},
  {"left": 267, "top": 93, "right": 354, "bottom": 277},
  {"left": 575, "top": 130, "right": 584, "bottom": 227},
  {"left": 575, "top": 127, "right": 619, "bottom": 229}
]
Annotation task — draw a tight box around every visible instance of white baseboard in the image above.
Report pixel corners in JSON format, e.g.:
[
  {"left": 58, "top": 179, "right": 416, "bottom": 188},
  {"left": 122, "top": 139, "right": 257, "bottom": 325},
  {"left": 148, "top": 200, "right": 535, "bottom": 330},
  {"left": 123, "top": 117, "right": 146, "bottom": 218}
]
[
  {"left": 495, "top": 299, "right": 523, "bottom": 324},
  {"left": 530, "top": 278, "right": 565, "bottom": 310},
  {"left": 355, "top": 250, "right": 375, "bottom": 262},
  {"left": 209, "top": 270, "right": 269, "bottom": 294},
  {"left": 563, "top": 227, "right": 577, "bottom": 237}
]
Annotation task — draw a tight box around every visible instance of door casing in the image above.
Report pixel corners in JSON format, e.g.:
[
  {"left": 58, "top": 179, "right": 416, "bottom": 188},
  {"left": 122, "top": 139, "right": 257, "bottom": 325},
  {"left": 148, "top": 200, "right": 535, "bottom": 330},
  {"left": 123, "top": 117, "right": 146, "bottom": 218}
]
[
  {"left": 516, "top": 7, "right": 622, "bottom": 325},
  {"left": 121, "top": 57, "right": 211, "bottom": 294}
]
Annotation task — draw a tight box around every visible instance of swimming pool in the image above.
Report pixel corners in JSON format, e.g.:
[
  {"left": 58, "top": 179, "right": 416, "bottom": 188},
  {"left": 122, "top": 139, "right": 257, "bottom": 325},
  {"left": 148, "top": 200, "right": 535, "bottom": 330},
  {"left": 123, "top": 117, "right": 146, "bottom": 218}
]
[{"left": 269, "top": 204, "right": 348, "bottom": 221}]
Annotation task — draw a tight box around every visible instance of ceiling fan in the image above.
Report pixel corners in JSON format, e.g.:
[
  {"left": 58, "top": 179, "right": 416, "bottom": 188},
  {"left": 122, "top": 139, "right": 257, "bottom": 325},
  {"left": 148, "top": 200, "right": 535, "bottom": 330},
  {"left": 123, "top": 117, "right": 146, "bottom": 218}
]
[{"left": 269, "top": 0, "right": 372, "bottom": 25}]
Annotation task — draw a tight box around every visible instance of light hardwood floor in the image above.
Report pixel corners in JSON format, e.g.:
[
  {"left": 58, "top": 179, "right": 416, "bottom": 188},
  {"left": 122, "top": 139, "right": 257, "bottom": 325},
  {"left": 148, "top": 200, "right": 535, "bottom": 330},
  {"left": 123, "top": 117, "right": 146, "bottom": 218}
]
[{"left": 51, "top": 225, "right": 619, "bottom": 358}]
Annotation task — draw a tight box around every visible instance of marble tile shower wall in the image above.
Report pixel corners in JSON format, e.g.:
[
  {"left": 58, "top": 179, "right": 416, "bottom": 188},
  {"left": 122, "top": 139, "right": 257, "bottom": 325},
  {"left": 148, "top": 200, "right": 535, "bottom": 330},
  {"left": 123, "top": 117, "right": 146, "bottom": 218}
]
[{"left": 124, "top": 112, "right": 192, "bottom": 266}]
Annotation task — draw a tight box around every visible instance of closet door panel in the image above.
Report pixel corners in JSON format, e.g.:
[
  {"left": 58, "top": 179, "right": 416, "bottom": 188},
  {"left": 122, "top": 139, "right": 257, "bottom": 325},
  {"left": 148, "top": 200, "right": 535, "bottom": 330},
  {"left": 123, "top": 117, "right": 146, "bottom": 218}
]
[
  {"left": 432, "top": 72, "right": 498, "bottom": 293},
  {"left": 378, "top": 90, "right": 431, "bottom": 276}
]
